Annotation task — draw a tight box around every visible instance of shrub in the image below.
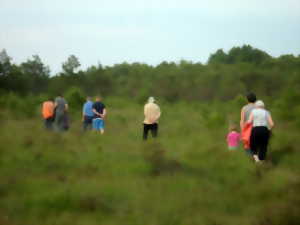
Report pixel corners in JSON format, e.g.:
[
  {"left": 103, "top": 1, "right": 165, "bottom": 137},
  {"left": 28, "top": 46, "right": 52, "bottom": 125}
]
[{"left": 64, "top": 87, "right": 85, "bottom": 110}]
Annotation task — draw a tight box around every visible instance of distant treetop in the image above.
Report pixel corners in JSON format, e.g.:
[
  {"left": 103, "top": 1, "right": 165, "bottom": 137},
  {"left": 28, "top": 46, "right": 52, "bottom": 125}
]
[{"left": 208, "top": 45, "right": 271, "bottom": 65}]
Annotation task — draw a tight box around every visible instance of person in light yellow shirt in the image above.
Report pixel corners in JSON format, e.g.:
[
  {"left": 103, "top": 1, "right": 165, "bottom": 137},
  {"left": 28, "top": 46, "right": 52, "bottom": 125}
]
[{"left": 143, "top": 97, "right": 161, "bottom": 140}]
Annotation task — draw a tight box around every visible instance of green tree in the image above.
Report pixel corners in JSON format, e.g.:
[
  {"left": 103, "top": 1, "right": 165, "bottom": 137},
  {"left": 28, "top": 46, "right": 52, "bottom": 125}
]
[
  {"left": 0, "top": 49, "right": 12, "bottom": 76},
  {"left": 21, "top": 55, "right": 50, "bottom": 77},
  {"left": 208, "top": 49, "right": 228, "bottom": 64},
  {"left": 20, "top": 55, "right": 50, "bottom": 93},
  {"left": 227, "top": 45, "right": 271, "bottom": 64},
  {"left": 62, "top": 55, "right": 81, "bottom": 74}
]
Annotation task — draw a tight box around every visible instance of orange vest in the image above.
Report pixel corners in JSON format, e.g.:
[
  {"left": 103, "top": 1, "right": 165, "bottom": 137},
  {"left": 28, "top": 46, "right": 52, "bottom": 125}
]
[{"left": 42, "top": 101, "right": 54, "bottom": 119}]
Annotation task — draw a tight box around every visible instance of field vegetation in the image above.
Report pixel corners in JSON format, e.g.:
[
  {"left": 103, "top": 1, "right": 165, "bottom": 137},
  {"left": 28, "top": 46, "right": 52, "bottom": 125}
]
[{"left": 0, "top": 45, "right": 300, "bottom": 225}]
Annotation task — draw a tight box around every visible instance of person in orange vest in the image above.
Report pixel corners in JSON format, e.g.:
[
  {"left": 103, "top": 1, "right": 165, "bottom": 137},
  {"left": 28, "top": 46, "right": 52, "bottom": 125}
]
[{"left": 42, "top": 98, "right": 55, "bottom": 130}]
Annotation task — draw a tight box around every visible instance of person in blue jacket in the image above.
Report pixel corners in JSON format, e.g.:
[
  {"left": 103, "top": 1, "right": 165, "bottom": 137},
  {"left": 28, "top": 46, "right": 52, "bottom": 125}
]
[{"left": 82, "top": 96, "right": 94, "bottom": 131}]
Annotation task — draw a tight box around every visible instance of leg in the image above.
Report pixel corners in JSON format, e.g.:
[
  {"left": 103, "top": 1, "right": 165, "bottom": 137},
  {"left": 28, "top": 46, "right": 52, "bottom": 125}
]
[
  {"left": 63, "top": 114, "right": 69, "bottom": 131},
  {"left": 258, "top": 128, "right": 270, "bottom": 161},
  {"left": 245, "top": 149, "right": 254, "bottom": 156},
  {"left": 87, "top": 121, "right": 92, "bottom": 130},
  {"left": 93, "top": 118, "right": 103, "bottom": 134},
  {"left": 55, "top": 112, "right": 64, "bottom": 131},
  {"left": 83, "top": 116, "right": 92, "bottom": 131},
  {"left": 44, "top": 118, "right": 52, "bottom": 130},
  {"left": 88, "top": 116, "right": 93, "bottom": 130},
  {"left": 250, "top": 127, "right": 259, "bottom": 162},
  {"left": 250, "top": 127, "right": 258, "bottom": 155},
  {"left": 83, "top": 116, "right": 88, "bottom": 131},
  {"left": 99, "top": 119, "right": 105, "bottom": 134},
  {"left": 92, "top": 118, "right": 97, "bottom": 131},
  {"left": 150, "top": 123, "right": 158, "bottom": 138},
  {"left": 143, "top": 124, "right": 150, "bottom": 140}
]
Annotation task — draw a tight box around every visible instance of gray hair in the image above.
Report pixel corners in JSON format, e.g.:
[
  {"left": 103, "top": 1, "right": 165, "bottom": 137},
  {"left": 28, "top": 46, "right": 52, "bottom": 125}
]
[
  {"left": 255, "top": 100, "right": 265, "bottom": 108},
  {"left": 148, "top": 96, "right": 155, "bottom": 103}
]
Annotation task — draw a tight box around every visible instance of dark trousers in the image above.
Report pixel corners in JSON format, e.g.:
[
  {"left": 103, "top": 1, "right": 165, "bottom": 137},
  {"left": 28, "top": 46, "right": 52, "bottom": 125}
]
[
  {"left": 250, "top": 126, "right": 270, "bottom": 160},
  {"left": 44, "top": 117, "right": 54, "bottom": 130},
  {"left": 143, "top": 123, "right": 158, "bottom": 140},
  {"left": 83, "top": 116, "right": 93, "bottom": 131},
  {"left": 55, "top": 111, "right": 65, "bottom": 131},
  {"left": 55, "top": 111, "right": 69, "bottom": 131}
]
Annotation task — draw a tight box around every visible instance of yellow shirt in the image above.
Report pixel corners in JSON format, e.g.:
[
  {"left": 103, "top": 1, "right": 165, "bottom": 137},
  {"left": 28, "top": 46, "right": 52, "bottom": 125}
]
[{"left": 144, "top": 103, "right": 161, "bottom": 124}]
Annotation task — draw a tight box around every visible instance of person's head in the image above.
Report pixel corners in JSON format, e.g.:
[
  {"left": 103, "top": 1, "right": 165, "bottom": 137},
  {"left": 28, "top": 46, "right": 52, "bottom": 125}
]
[
  {"left": 229, "top": 124, "right": 238, "bottom": 132},
  {"left": 148, "top": 96, "right": 155, "bottom": 103},
  {"left": 246, "top": 92, "right": 257, "bottom": 103},
  {"left": 86, "top": 96, "right": 92, "bottom": 101},
  {"left": 255, "top": 100, "right": 265, "bottom": 108},
  {"left": 48, "top": 97, "right": 54, "bottom": 102},
  {"left": 57, "top": 93, "right": 63, "bottom": 98},
  {"left": 95, "top": 96, "right": 102, "bottom": 102}
]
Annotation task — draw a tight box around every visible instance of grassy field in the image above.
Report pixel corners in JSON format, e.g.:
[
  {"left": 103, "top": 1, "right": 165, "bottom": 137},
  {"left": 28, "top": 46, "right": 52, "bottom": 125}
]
[{"left": 0, "top": 98, "right": 299, "bottom": 225}]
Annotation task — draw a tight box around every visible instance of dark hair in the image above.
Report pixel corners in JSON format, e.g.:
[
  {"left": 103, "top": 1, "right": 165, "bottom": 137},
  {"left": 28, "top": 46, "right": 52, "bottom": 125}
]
[
  {"left": 229, "top": 124, "right": 238, "bottom": 132},
  {"left": 246, "top": 92, "right": 256, "bottom": 103}
]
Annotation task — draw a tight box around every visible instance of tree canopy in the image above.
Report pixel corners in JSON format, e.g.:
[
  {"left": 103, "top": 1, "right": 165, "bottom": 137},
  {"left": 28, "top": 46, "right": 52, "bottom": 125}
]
[{"left": 0, "top": 45, "right": 299, "bottom": 102}]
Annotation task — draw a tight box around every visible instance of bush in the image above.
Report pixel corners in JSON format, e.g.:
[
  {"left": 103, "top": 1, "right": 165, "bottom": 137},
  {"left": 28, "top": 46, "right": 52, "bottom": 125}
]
[
  {"left": 274, "top": 89, "right": 300, "bottom": 120},
  {"left": 0, "top": 92, "right": 40, "bottom": 118},
  {"left": 64, "top": 87, "right": 85, "bottom": 110}
]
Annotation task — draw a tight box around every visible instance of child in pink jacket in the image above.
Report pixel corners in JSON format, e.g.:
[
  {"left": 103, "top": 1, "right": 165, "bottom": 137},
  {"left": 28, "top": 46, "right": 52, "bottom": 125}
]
[{"left": 227, "top": 124, "right": 241, "bottom": 150}]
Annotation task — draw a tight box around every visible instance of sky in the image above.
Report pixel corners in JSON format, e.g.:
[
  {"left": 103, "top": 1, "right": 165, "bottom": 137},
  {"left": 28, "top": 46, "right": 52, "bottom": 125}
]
[{"left": 1, "top": 0, "right": 300, "bottom": 74}]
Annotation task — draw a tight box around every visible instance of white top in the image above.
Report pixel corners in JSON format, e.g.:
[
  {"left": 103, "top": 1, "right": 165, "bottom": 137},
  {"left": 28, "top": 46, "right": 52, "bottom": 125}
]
[
  {"left": 252, "top": 108, "right": 270, "bottom": 127},
  {"left": 144, "top": 102, "right": 161, "bottom": 124}
]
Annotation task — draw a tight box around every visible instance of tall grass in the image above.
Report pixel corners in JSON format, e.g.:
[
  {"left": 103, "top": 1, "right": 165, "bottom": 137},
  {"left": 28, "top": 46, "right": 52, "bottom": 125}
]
[{"left": 0, "top": 97, "right": 299, "bottom": 225}]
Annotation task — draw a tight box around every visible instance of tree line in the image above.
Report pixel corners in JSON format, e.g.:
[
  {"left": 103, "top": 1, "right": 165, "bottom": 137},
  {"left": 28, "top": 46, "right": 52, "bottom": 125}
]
[{"left": 0, "top": 45, "right": 300, "bottom": 103}]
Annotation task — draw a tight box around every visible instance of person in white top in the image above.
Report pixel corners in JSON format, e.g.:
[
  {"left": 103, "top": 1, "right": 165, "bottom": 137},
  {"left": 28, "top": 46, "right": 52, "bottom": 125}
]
[
  {"left": 143, "top": 97, "right": 161, "bottom": 140},
  {"left": 248, "top": 100, "right": 275, "bottom": 162}
]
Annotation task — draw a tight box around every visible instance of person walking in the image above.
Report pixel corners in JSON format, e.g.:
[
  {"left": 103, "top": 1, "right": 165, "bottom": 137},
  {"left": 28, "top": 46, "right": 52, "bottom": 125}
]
[
  {"left": 54, "top": 94, "right": 68, "bottom": 131},
  {"left": 92, "top": 96, "right": 106, "bottom": 134},
  {"left": 240, "top": 92, "right": 257, "bottom": 153},
  {"left": 226, "top": 124, "right": 240, "bottom": 151},
  {"left": 248, "top": 100, "right": 274, "bottom": 162},
  {"left": 143, "top": 96, "right": 161, "bottom": 140},
  {"left": 82, "top": 96, "right": 94, "bottom": 131},
  {"left": 42, "top": 98, "right": 55, "bottom": 130}
]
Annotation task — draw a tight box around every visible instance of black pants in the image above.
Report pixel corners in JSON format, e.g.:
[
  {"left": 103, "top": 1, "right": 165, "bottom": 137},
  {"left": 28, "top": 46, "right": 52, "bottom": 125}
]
[
  {"left": 250, "top": 126, "right": 270, "bottom": 160},
  {"left": 83, "top": 116, "right": 93, "bottom": 131},
  {"left": 143, "top": 123, "right": 158, "bottom": 140},
  {"left": 44, "top": 117, "right": 54, "bottom": 130}
]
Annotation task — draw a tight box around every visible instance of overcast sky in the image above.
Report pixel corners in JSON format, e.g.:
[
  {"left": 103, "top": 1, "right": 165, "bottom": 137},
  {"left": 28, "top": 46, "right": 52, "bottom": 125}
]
[{"left": 1, "top": 0, "right": 300, "bottom": 74}]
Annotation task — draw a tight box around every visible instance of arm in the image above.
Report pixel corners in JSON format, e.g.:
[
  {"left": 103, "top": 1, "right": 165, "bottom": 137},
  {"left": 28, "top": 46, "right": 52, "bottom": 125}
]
[
  {"left": 226, "top": 133, "right": 230, "bottom": 143},
  {"left": 144, "top": 105, "right": 147, "bottom": 117},
  {"left": 155, "top": 106, "right": 161, "bottom": 121},
  {"left": 101, "top": 108, "right": 107, "bottom": 119},
  {"left": 240, "top": 107, "right": 245, "bottom": 130},
  {"left": 82, "top": 105, "right": 85, "bottom": 121},
  {"left": 268, "top": 115, "right": 274, "bottom": 130},
  {"left": 41, "top": 103, "right": 44, "bottom": 117},
  {"left": 247, "top": 112, "right": 254, "bottom": 124},
  {"left": 92, "top": 108, "right": 102, "bottom": 117},
  {"left": 92, "top": 108, "right": 98, "bottom": 115},
  {"left": 65, "top": 104, "right": 69, "bottom": 111}
]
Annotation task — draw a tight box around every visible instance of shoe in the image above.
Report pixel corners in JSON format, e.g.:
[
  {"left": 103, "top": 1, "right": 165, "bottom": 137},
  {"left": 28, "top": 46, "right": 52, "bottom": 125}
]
[{"left": 253, "top": 154, "right": 260, "bottom": 162}]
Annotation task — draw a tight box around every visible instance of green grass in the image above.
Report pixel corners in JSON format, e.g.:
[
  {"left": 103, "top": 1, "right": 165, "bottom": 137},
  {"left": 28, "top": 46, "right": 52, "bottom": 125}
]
[{"left": 0, "top": 99, "right": 299, "bottom": 225}]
